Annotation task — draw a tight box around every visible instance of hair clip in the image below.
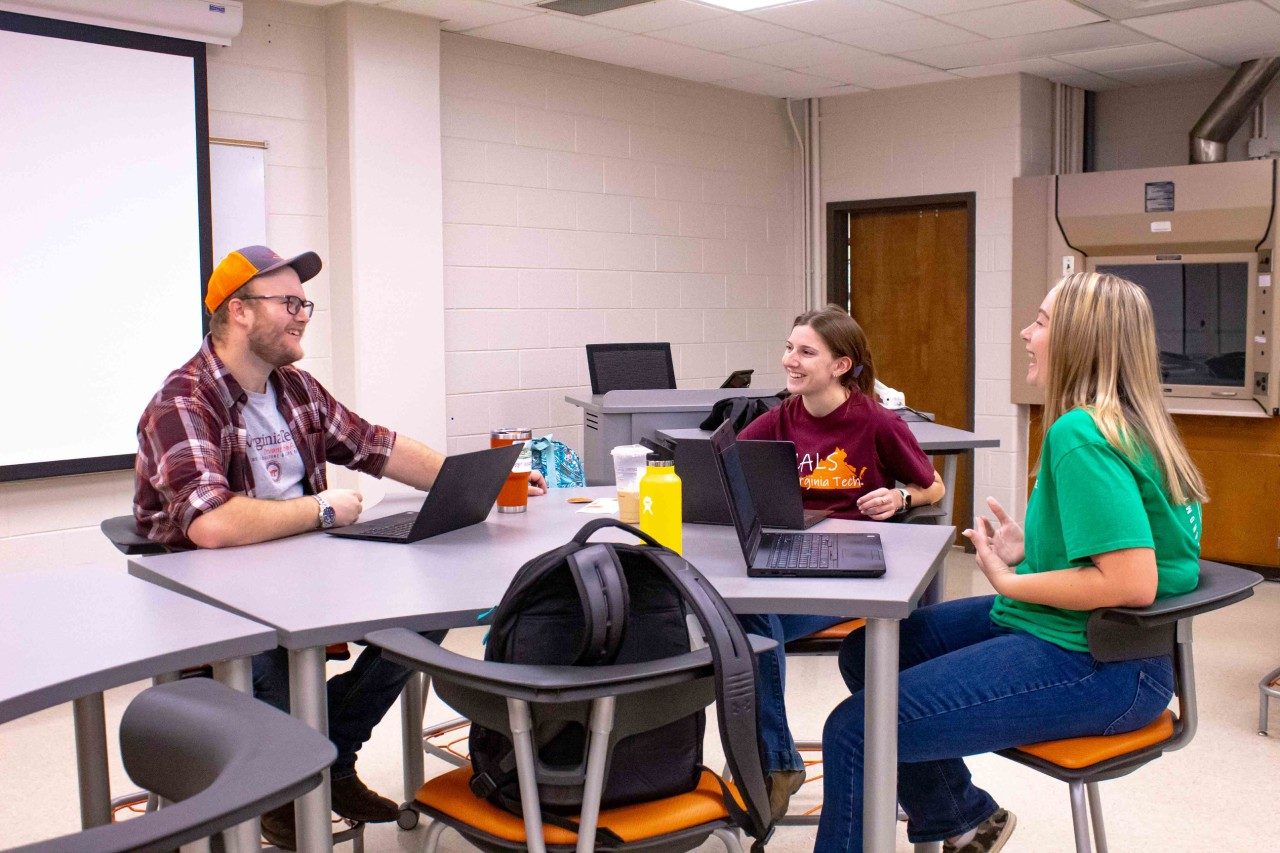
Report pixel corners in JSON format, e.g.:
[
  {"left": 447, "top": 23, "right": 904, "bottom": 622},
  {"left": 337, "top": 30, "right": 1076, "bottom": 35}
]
[{"left": 852, "top": 364, "right": 864, "bottom": 378}]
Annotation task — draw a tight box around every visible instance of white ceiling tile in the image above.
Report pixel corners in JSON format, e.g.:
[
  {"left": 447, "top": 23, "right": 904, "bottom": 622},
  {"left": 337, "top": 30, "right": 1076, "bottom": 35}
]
[
  {"left": 1122, "top": 1, "right": 1280, "bottom": 65},
  {"left": 382, "top": 0, "right": 537, "bottom": 30},
  {"left": 938, "top": 0, "right": 1104, "bottom": 39},
  {"left": 827, "top": 18, "right": 987, "bottom": 53},
  {"left": 1052, "top": 42, "right": 1211, "bottom": 73},
  {"left": 802, "top": 53, "right": 958, "bottom": 87},
  {"left": 558, "top": 33, "right": 688, "bottom": 65},
  {"left": 584, "top": 0, "right": 728, "bottom": 34},
  {"left": 1105, "top": 60, "right": 1222, "bottom": 85},
  {"left": 649, "top": 12, "right": 803, "bottom": 52},
  {"left": 1104, "top": 59, "right": 1222, "bottom": 84},
  {"left": 888, "top": 0, "right": 1024, "bottom": 13},
  {"left": 744, "top": 0, "right": 921, "bottom": 34},
  {"left": 461, "top": 13, "right": 623, "bottom": 50},
  {"left": 716, "top": 67, "right": 849, "bottom": 98},
  {"left": 731, "top": 36, "right": 878, "bottom": 68},
  {"left": 952, "top": 57, "right": 1124, "bottom": 89},
  {"left": 898, "top": 22, "right": 1148, "bottom": 68},
  {"left": 639, "top": 49, "right": 778, "bottom": 82}
]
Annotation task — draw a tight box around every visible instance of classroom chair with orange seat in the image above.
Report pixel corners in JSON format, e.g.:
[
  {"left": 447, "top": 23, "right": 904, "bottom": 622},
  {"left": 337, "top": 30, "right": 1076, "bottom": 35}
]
[
  {"left": 365, "top": 625, "right": 777, "bottom": 853},
  {"left": 998, "top": 560, "right": 1260, "bottom": 853}
]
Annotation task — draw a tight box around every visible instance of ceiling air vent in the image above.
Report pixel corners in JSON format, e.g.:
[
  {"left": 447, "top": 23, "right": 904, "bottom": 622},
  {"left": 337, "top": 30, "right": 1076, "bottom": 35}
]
[{"left": 538, "top": 0, "right": 654, "bottom": 16}]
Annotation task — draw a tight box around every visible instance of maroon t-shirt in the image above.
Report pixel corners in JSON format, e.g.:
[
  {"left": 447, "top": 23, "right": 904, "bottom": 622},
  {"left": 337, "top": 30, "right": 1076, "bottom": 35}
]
[{"left": 738, "top": 392, "right": 935, "bottom": 520}]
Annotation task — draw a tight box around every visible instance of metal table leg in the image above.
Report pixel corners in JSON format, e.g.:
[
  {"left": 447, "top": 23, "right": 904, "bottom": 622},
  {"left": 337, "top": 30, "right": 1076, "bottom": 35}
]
[
  {"left": 863, "top": 617, "right": 900, "bottom": 853},
  {"left": 72, "top": 692, "right": 111, "bottom": 828},
  {"left": 401, "top": 671, "right": 427, "bottom": 804},
  {"left": 290, "top": 646, "right": 333, "bottom": 853},
  {"left": 939, "top": 454, "right": 958, "bottom": 523},
  {"left": 214, "top": 657, "right": 260, "bottom": 853}
]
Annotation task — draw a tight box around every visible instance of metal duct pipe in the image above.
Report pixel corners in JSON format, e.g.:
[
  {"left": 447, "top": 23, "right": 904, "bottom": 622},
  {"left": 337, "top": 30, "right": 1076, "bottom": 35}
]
[{"left": 1190, "top": 58, "right": 1280, "bottom": 164}]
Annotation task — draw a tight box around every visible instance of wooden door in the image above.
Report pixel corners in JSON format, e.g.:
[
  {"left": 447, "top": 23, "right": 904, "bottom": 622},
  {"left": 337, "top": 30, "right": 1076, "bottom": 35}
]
[{"left": 846, "top": 204, "right": 973, "bottom": 538}]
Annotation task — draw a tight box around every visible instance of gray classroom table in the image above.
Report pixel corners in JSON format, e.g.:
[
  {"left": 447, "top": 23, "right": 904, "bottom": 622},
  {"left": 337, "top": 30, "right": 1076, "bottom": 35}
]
[
  {"left": 0, "top": 565, "right": 275, "bottom": 839},
  {"left": 658, "top": 421, "right": 1000, "bottom": 524},
  {"left": 129, "top": 487, "right": 954, "bottom": 853}
]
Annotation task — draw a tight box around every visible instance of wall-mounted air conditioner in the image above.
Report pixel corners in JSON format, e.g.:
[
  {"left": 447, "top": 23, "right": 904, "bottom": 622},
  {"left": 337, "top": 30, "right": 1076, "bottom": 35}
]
[{"left": 0, "top": 0, "right": 243, "bottom": 45}]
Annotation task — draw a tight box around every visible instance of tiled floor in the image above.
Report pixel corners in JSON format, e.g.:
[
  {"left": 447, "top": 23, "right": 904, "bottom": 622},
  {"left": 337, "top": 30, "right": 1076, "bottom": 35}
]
[{"left": 2, "top": 550, "right": 1277, "bottom": 851}]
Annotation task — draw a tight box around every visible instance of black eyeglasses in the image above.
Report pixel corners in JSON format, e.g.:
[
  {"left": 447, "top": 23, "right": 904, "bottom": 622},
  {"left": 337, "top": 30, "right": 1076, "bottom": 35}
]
[{"left": 237, "top": 294, "right": 315, "bottom": 319}]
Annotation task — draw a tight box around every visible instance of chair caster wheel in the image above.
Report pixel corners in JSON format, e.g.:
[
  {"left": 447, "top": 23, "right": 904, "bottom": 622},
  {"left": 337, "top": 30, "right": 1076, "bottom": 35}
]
[{"left": 397, "top": 806, "right": 419, "bottom": 830}]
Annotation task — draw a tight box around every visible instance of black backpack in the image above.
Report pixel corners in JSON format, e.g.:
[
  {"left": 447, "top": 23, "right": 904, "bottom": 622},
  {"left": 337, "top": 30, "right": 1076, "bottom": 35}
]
[
  {"left": 700, "top": 393, "right": 788, "bottom": 434},
  {"left": 468, "top": 518, "right": 774, "bottom": 849}
]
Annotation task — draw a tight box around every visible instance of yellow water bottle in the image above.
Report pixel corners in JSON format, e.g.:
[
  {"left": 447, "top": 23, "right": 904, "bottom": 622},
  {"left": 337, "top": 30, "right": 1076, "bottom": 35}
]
[{"left": 639, "top": 458, "right": 682, "bottom": 554}]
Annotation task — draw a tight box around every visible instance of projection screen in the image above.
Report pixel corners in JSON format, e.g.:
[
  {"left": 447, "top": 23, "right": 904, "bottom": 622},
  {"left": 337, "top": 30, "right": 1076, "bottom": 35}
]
[{"left": 0, "top": 11, "right": 211, "bottom": 481}]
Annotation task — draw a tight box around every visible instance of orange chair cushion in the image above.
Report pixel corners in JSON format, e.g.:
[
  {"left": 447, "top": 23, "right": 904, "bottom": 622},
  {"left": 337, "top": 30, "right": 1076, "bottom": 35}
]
[
  {"left": 804, "top": 619, "right": 866, "bottom": 641},
  {"left": 1015, "top": 710, "right": 1175, "bottom": 769},
  {"left": 415, "top": 767, "right": 741, "bottom": 844}
]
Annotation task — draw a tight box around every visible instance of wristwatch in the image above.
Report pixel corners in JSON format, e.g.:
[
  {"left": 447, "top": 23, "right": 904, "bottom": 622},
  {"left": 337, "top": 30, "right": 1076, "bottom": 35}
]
[
  {"left": 895, "top": 487, "right": 912, "bottom": 515},
  {"left": 314, "top": 494, "right": 336, "bottom": 529}
]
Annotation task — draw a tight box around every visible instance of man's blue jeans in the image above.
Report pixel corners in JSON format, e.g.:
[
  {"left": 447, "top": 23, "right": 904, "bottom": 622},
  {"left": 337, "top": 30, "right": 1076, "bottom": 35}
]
[
  {"left": 737, "top": 613, "right": 845, "bottom": 773},
  {"left": 816, "top": 596, "right": 1174, "bottom": 852},
  {"left": 252, "top": 629, "right": 448, "bottom": 780}
]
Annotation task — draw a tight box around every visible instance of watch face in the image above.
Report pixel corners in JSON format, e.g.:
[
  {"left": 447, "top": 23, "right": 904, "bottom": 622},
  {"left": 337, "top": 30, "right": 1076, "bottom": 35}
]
[{"left": 321, "top": 505, "right": 336, "bottom": 527}]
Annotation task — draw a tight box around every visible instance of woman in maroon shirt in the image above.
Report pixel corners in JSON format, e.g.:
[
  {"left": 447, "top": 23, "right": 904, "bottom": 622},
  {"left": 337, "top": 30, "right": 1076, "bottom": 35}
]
[{"left": 738, "top": 305, "right": 944, "bottom": 818}]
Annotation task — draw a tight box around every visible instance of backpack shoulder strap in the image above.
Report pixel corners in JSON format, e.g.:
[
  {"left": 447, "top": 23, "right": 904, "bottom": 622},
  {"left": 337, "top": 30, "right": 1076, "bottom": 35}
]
[
  {"left": 564, "top": 543, "right": 630, "bottom": 665},
  {"left": 641, "top": 549, "right": 773, "bottom": 847}
]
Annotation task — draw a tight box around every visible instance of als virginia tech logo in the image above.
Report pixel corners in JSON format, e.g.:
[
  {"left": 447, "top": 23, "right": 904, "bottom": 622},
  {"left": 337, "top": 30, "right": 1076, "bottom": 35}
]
[{"left": 799, "top": 447, "right": 867, "bottom": 491}]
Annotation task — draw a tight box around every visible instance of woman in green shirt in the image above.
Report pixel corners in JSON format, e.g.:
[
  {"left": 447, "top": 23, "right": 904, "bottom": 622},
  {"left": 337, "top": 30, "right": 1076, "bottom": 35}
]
[{"left": 817, "top": 272, "right": 1207, "bottom": 853}]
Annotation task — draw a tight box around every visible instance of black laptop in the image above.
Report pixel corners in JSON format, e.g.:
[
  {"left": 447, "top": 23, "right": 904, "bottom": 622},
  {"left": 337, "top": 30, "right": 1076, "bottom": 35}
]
[
  {"left": 325, "top": 443, "right": 522, "bottom": 543},
  {"left": 676, "top": 438, "right": 831, "bottom": 530},
  {"left": 708, "top": 421, "right": 886, "bottom": 579}
]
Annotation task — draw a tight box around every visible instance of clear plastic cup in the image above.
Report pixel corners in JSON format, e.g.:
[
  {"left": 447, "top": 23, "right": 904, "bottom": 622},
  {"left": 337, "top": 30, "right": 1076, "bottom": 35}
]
[{"left": 610, "top": 444, "right": 650, "bottom": 523}]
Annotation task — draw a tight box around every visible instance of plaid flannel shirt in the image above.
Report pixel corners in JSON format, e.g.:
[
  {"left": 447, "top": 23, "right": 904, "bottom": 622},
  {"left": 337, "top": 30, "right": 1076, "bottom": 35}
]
[{"left": 134, "top": 336, "right": 396, "bottom": 548}]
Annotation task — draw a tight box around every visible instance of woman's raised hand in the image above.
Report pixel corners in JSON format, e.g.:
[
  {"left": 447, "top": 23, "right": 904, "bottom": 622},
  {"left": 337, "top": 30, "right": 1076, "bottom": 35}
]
[{"left": 983, "top": 497, "right": 1025, "bottom": 567}]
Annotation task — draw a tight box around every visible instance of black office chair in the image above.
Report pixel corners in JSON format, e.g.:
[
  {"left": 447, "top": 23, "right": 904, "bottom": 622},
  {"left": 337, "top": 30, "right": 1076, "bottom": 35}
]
[
  {"left": 998, "top": 560, "right": 1261, "bottom": 853},
  {"left": 10, "top": 678, "right": 335, "bottom": 853},
  {"left": 367, "top": 627, "right": 775, "bottom": 851}
]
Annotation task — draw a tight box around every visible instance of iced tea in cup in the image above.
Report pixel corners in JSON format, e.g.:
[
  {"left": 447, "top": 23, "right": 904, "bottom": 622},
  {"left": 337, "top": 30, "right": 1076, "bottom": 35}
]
[
  {"left": 610, "top": 444, "right": 649, "bottom": 523},
  {"left": 492, "top": 428, "right": 533, "bottom": 513}
]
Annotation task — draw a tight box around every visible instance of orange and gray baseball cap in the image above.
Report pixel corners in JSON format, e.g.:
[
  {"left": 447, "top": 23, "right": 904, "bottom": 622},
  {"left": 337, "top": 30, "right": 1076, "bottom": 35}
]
[{"left": 205, "top": 245, "right": 322, "bottom": 313}]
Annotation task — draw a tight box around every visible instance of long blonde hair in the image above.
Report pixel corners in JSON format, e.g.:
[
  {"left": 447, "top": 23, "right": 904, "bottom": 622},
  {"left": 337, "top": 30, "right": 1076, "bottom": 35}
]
[{"left": 1043, "top": 271, "right": 1207, "bottom": 504}]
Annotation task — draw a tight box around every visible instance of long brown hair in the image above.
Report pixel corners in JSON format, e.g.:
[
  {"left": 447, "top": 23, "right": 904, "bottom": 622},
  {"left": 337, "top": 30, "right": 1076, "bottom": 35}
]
[
  {"left": 792, "top": 305, "right": 876, "bottom": 397},
  {"left": 1044, "top": 272, "right": 1207, "bottom": 504}
]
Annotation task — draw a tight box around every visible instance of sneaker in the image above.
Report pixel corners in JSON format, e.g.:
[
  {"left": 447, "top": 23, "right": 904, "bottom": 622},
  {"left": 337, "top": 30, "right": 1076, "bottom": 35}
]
[
  {"left": 330, "top": 772, "right": 399, "bottom": 823},
  {"left": 259, "top": 801, "right": 297, "bottom": 851},
  {"left": 943, "top": 808, "right": 1017, "bottom": 853},
  {"left": 767, "top": 768, "right": 807, "bottom": 822}
]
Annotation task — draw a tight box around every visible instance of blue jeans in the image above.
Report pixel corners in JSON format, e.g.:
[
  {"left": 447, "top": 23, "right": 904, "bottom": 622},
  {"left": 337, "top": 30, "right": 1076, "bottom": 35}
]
[
  {"left": 737, "top": 613, "right": 845, "bottom": 773},
  {"left": 252, "top": 629, "right": 448, "bottom": 780},
  {"left": 816, "top": 596, "right": 1174, "bottom": 852}
]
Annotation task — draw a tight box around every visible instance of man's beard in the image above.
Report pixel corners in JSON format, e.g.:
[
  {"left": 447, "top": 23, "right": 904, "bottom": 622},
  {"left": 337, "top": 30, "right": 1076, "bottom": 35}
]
[{"left": 247, "top": 323, "right": 302, "bottom": 367}]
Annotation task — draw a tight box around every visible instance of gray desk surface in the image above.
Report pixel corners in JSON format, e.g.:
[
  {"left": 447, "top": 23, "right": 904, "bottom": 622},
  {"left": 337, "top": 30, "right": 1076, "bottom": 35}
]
[
  {"left": 129, "top": 487, "right": 954, "bottom": 648},
  {"left": 566, "top": 388, "right": 783, "bottom": 414},
  {"left": 0, "top": 566, "right": 275, "bottom": 724},
  {"left": 659, "top": 422, "right": 999, "bottom": 454}
]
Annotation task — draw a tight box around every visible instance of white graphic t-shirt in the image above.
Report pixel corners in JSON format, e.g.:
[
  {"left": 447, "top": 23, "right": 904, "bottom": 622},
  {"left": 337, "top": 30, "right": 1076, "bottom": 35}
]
[{"left": 241, "top": 382, "right": 306, "bottom": 500}]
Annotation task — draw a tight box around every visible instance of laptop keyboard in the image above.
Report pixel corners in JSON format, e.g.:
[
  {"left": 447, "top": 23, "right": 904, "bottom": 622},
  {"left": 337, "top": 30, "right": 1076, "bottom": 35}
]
[
  {"left": 358, "top": 515, "right": 417, "bottom": 538},
  {"left": 767, "top": 534, "right": 835, "bottom": 569}
]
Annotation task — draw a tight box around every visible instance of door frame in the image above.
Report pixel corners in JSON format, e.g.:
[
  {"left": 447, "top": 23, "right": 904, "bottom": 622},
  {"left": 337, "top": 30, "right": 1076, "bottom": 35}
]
[{"left": 824, "top": 192, "right": 977, "bottom": 431}]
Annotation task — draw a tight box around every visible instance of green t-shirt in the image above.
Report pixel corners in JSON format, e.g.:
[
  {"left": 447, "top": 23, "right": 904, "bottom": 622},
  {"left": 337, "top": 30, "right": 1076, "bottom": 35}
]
[{"left": 989, "top": 408, "right": 1201, "bottom": 653}]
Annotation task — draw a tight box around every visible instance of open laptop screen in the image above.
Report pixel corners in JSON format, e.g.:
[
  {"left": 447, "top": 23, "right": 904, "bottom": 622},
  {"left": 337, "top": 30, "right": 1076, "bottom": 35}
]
[{"left": 709, "top": 421, "right": 762, "bottom": 566}]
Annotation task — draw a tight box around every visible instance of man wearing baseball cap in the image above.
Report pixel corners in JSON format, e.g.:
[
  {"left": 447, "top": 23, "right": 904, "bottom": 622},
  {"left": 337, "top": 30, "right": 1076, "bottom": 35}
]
[{"left": 134, "top": 245, "right": 546, "bottom": 848}]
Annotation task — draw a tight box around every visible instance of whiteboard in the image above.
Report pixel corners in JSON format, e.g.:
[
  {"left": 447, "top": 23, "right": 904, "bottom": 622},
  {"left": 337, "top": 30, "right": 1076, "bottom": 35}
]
[{"left": 210, "top": 142, "right": 266, "bottom": 261}]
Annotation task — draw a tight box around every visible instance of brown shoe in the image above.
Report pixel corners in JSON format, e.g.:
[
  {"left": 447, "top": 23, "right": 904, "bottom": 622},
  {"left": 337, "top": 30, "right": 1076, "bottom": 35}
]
[
  {"left": 767, "top": 768, "right": 807, "bottom": 822},
  {"left": 330, "top": 772, "right": 398, "bottom": 823},
  {"left": 259, "top": 801, "right": 297, "bottom": 851}
]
